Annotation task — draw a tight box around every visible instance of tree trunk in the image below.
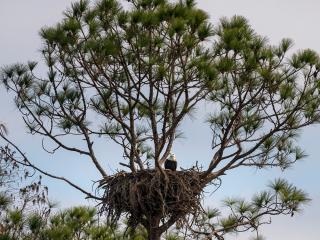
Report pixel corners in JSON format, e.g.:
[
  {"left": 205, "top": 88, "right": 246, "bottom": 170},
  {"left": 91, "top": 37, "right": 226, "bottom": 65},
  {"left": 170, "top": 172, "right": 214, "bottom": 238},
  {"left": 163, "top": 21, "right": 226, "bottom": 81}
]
[
  {"left": 148, "top": 229, "right": 162, "bottom": 240},
  {"left": 147, "top": 216, "right": 162, "bottom": 240}
]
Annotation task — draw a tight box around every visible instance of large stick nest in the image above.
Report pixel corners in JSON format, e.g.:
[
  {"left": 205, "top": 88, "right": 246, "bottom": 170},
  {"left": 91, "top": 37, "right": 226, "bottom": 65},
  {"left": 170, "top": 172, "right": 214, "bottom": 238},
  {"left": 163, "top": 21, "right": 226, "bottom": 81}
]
[{"left": 98, "top": 170, "right": 206, "bottom": 227}]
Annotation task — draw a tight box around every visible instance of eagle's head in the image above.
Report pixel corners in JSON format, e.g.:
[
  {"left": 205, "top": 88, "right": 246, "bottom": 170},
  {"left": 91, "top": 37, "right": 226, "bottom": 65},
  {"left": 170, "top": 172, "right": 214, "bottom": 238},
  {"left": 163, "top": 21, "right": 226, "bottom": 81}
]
[{"left": 168, "top": 153, "right": 176, "bottom": 162}]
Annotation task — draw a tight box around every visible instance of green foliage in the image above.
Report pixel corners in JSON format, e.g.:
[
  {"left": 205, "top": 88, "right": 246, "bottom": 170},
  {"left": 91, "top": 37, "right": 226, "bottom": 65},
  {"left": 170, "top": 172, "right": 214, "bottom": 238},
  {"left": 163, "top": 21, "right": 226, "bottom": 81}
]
[
  {"left": 0, "top": 193, "right": 11, "bottom": 210},
  {"left": 220, "top": 215, "right": 238, "bottom": 231},
  {"left": 206, "top": 208, "right": 220, "bottom": 219},
  {"left": 165, "top": 233, "right": 181, "bottom": 240},
  {"left": 1, "top": 0, "right": 320, "bottom": 239},
  {"left": 0, "top": 0, "right": 217, "bottom": 174},
  {"left": 8, "top": 210, "right": 23, "bottom": 225},
  {"left": 178, "top": 179, "right": 309, "bottom": 239},
  {"left": 0, "top": 201, "right": 183, "bottom": 240},
  {"left": 27, "top": 214, "right": 45, "bottom": 234}
]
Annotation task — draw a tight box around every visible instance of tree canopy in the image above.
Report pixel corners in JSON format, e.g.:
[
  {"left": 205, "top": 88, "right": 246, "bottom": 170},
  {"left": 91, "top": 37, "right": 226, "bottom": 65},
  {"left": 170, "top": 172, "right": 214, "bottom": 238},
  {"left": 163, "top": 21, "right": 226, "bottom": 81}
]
[{"left": 1, "top": 0, "right": 320, "bottom": 239}]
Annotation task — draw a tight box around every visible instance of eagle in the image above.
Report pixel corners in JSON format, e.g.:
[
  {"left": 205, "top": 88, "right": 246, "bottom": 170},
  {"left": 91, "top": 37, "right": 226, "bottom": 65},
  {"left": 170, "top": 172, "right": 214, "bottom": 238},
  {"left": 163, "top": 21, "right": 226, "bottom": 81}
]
[{"left": 164, "top": 153, "right": 177, "bottom": 171}]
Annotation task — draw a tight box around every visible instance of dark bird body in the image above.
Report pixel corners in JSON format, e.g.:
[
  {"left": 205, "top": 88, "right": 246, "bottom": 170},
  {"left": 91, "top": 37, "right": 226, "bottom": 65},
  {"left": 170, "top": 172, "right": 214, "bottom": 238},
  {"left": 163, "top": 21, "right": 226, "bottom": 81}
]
[{"left": 164, "top": 154, "right": 177, "bottom": 171}]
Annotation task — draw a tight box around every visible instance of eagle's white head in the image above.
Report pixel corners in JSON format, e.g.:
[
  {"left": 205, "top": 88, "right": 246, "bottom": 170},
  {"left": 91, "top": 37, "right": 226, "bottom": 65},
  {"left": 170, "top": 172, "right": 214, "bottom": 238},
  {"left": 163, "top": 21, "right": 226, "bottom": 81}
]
[{"left": 168, "top": 153, "right": 176, "bottom": 162}]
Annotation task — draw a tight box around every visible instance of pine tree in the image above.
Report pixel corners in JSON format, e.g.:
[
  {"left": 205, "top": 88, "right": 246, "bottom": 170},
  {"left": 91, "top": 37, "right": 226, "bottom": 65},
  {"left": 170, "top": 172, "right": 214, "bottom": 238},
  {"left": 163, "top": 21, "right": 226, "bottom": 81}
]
[{"left": 1, "top": 0, "right": 320, "bottom": 239}]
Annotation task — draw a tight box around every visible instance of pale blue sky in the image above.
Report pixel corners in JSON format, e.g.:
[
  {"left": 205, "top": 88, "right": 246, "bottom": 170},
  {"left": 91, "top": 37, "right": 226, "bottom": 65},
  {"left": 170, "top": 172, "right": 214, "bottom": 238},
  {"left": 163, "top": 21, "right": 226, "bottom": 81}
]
[{"left": 0, "top": 1, "right": 319, "bottom": 239}]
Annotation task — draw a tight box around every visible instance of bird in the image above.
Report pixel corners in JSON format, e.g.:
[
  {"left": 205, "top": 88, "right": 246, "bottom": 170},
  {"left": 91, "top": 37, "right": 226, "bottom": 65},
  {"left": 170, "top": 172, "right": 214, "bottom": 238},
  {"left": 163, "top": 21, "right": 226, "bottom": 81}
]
[{"left": 164, "top": 153, "right": 177, "bottom": 171}]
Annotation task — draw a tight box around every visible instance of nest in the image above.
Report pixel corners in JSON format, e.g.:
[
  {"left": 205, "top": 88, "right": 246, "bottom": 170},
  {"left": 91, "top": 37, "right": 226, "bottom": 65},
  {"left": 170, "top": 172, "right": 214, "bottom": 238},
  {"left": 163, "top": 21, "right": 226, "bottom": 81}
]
[{"left": 98, "top": 170, "right": 206, "bottom": 227}]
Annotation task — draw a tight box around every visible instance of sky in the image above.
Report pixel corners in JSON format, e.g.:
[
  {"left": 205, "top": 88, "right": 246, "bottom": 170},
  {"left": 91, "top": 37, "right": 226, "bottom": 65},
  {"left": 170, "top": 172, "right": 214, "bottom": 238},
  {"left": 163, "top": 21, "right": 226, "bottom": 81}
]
[{"left": 0, "top": 0, "right": 320, "bottom": 239}]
